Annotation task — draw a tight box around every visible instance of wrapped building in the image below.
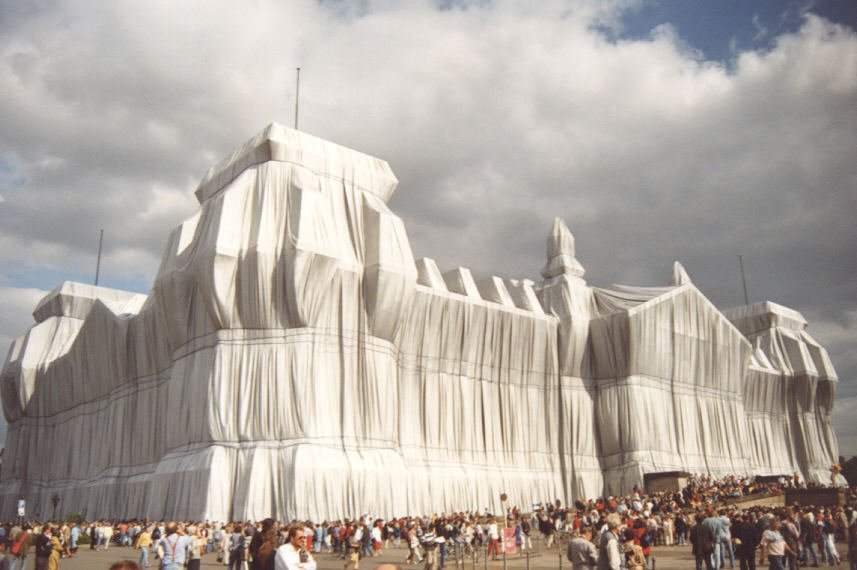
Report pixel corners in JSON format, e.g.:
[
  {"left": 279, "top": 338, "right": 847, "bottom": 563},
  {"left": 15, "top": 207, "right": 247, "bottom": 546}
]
[{"left": 0, "top": 124, "right": 840, "bottom": 520}]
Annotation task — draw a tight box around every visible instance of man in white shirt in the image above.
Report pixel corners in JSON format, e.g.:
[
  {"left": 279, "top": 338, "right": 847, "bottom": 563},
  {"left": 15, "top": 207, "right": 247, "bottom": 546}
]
[{"left": 276, "top": 526, "right": 318, "bottom": 570}]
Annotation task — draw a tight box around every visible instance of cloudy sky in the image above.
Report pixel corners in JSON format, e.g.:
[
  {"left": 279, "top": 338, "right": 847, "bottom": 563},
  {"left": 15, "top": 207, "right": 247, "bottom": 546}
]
[{"left": 1, "top": 0, "right": 855, "bottom": 455}]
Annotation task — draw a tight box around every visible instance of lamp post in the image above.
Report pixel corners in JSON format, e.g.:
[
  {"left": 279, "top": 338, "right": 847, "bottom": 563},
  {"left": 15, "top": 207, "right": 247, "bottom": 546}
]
[{"left": 51, "top": 494, "right": 60, "bottom": 521}]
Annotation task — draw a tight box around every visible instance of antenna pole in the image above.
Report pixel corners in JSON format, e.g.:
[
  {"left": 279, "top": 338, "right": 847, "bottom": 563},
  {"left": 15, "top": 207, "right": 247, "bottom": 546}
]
[
  {"left": 94, "top": 229, "right": 104, "bottom": 286},
  {"left": 738, "top": 254, "right": 749, "bottom": 305},
  {"left": 295, "top": 67, "right": 301, "bottom": 129}
]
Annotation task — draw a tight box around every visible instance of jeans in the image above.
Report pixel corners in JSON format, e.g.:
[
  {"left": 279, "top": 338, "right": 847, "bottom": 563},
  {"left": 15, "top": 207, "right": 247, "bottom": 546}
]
[
  {"left": 139, "top": 547, "right": 149, "bottom": 567},
  {"left": 718, "top": 539, "right": 735, "bottom": 568},
  {"left": 802, "top": 544, "right": 819, "bottom": 566},
  {"left": 8, "top": 556, "right": 27, "bottom": 570},
  {"left": 821, "top": 537, "right": 838, "bottom": 565},
  {"left": 768, "top": 555, "right": 786, "bottom": 570}
]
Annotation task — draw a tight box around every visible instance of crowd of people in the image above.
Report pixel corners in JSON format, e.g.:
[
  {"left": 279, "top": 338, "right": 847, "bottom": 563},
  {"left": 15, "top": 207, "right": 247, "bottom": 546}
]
[{"left": 0, "top": 474, "right": 854, "bottom": 570}]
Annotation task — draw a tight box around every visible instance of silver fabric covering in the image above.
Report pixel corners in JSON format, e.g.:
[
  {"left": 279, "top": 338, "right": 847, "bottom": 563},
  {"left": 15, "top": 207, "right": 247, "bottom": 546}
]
[{"left": 0, "top": 124, "right": 839, "bottom": 520}]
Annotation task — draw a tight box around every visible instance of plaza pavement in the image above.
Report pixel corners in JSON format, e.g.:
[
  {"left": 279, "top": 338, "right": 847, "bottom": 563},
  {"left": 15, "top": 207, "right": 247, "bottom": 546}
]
[{"left": 46, "top": 542, "right": 851, "bottom": 570}]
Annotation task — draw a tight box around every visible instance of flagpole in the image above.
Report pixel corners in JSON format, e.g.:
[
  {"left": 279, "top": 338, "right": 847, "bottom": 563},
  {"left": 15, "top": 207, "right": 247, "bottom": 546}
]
[
  {"left": 295, "top": 67, "right": 301, "bottom": 129},
  {"left": 94, "top": 229, "right": 104, "bottom": 286}
]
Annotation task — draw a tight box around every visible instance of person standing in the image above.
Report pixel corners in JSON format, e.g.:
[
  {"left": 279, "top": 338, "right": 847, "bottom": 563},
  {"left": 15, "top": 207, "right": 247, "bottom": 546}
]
[
  {"left": 847, "top": 512, "right": 857, "bottom": 570},
  {"left": 228, "top": 524, "right": 249, "bottom": 570},
  {"left": 820, "top": 514, "right": 840, "bottom": 566},
  {"left": 34, "top": 525, "right": 54, "bottom": 570},
  {"left": 663, "top": 515, "right": 675, "bottom": 547},
  {"left": 676, "top": 513, "right": 688, "bottom": 546},
  {"left": 717, "top": 510, "right": 735, "bottom": 569},
  {"left": 47, "top": 529, "right": 63, "bottom": 570},
  {"left": 486, "top": 519, "right": 500, "bottom": 560},
  {"left": 780, "top": 515, "right": 800, "bottom": 570},
  {"left": 760, "top": 519, "right": 797, "bottom": 570},
  {"left": 250, "top": 519, "right": 277, "bottom": 566},
  {"left": 6, "top": 523, "right": 33, "bottom": 570},
  {"left": 800, "top": 513, "right": 820, "bottom": 567},
  {"left": 597, "top": 514, "right": 622, "bottom": 570},
  {"left": 135, "top": 525, "right": 153, "bottom": 568},
  {"left": 186, "top": 525, "right": 203, "bottom": 570},
  {"left": 69, "top": 523, "right": 80, "bottom": 557},
  {"left": 567, "top": 527, "right": 598, "bottom": 570},
  {"left": 275, "top": 526, "right": 318, "bottom": 570},
  {"left": 253, "top": 525, "right": 281, "bottom": 570},
  {"left": 733, "top": 513, "right": 759, "bottom": 570},
  {"left": 692, "top": 516, "right": 716, "bottom": 570},
  {"left": 157, "top": 522, "right": 193, "bottom": 570}
]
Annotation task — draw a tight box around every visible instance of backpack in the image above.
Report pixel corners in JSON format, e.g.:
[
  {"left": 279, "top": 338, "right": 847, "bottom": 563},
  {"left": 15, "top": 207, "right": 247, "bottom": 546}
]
[
  {"left": 640, "top": 531, "right": 652, "bottom": 549},
  {"left": 10, "top": 531, "right": 28, "bottom": 555}
]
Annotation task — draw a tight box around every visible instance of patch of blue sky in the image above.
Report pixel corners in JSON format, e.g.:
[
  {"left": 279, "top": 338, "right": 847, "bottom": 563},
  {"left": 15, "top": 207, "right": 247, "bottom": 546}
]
[
  {"left": 0, "top": 155, "right": 27, "bottom": 190},
  {"left": 609, "top": 0, "right": 856, "bottom": 64},
  {"left": 2, "top": 265, "right": 151, "bottom": 296}
]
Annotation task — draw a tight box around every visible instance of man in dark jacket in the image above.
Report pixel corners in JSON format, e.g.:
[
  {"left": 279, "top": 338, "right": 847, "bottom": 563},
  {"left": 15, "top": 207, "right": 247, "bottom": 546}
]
[
  {"left": 733, "top": 514, "right": 759, "bottom": 570},
  {"left": 34, "top": 525, "right": 54, "bottom": 570},
  {"left": 691, "top": 516, "right": 715, "bottom": 570}
]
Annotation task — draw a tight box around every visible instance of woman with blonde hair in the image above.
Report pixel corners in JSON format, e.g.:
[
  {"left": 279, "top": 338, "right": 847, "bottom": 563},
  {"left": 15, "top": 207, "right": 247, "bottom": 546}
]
[{"left": 187, "top": 525, "right": 203, "bottom": 570}]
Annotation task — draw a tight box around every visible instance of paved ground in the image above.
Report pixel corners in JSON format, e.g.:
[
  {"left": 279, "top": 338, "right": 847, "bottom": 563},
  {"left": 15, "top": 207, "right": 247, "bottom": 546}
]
[{"left": 39, "top": 543, "right": 852, "bottom": 570}]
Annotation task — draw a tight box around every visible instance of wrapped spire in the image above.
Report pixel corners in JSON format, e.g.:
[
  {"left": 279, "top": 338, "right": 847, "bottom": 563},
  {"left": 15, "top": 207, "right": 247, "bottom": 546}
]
[{"left": 541, "top": 217, "right": 586, "bottom": 279}]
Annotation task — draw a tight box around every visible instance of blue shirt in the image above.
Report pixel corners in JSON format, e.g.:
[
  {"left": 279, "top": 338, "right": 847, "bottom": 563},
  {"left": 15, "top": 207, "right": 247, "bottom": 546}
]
[{"left": 160, "top": 534, "right": 193, "bottom": 565}]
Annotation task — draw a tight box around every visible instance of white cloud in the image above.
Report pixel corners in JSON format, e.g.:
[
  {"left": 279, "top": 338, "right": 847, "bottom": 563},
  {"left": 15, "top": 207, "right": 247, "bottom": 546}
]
[
  {"left": 0, "top": 286, "right": 47, "bottom": 353},
  {"left": 0, "top": 2, "right": 854, "bottom": 451}
]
